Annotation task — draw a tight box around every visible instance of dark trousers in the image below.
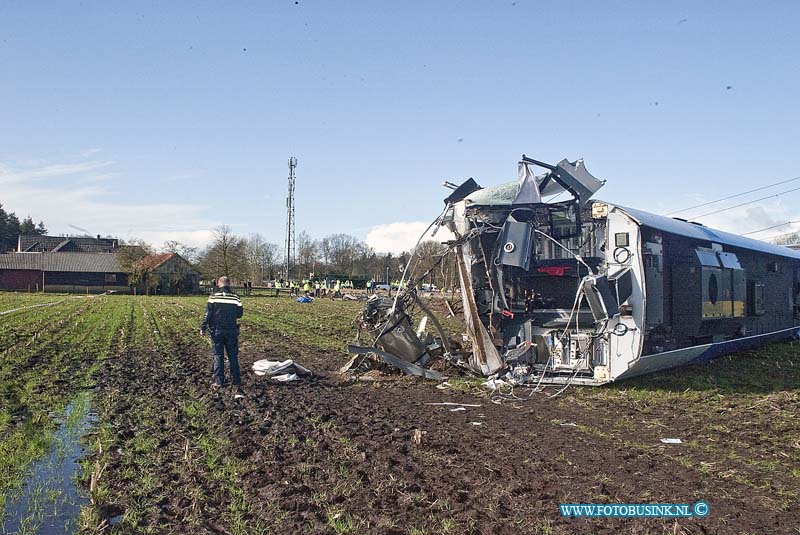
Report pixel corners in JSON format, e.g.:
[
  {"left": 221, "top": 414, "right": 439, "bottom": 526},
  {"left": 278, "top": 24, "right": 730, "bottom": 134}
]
[{"left": 211, "top": 329, "right": 241, "bottom": 386}]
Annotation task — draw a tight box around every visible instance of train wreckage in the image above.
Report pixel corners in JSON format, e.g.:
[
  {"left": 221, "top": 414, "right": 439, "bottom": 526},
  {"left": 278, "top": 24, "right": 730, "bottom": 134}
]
[{"left": 349, "top": 156, "right": 800, "bottom": 385}]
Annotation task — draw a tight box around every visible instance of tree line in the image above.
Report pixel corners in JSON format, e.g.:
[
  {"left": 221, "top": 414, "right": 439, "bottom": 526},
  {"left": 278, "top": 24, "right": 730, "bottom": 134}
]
[
  {"left": 0, "top": 204, "right": 457, "bottom": 290},
  {"left": 0, "top": 203, "right": 47, "bottom": 252},
  {"left": 771, "top": 231, "right": 800, "bottom": 246},
  {"left": 191, "top": 225, "right": 457, "bottom": 289}
]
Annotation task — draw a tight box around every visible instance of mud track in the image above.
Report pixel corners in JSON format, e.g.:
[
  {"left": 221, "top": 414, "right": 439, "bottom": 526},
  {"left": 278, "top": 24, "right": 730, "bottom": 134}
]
[{"left": 89, "top": 305, "right": 797, "bottom": 534}]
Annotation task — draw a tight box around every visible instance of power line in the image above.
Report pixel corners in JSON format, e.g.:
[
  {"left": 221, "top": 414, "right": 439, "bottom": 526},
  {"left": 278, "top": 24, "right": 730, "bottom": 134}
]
[
  {"left": 666, "top": 175, "right": 800, "bottom": 216},
  {"left": 743, "top": 221, "right": 800, "bottom": 236},
  {"left": 690, "top": 185, "right": 800, "bottom": 219}
]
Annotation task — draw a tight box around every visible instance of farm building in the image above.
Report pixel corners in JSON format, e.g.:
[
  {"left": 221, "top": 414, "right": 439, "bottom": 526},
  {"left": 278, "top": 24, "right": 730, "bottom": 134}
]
[
  {"left": 0, "top": 234, "right": 200, "bottom": 294},
  {"left": 17, "top": 234, "right": 119, "bottom": 253},
  {"left": 0, "top": 251, "right": 127, "bottom": 293}
]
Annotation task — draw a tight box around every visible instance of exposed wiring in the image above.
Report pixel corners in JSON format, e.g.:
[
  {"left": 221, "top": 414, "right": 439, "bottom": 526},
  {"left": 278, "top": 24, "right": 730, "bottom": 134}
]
[
  {"left": 372, "top": 204, "right": 451, "bottom": 345},
  {"left": 390, "top": 203, "right": 450, "bottom": 312},
  {"left": 534, "top": 229, "right": 594, "bottom": 274},
  {"left": 523, "top": 279, "right": 586, "bottom": 397},
  {"left": 548, "top": 357, "right": 587, "bottom": 398}
]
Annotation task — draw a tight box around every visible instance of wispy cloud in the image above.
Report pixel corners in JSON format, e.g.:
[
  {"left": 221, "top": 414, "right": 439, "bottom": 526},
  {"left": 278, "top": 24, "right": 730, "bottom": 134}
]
[
  {"left": 366, "top": 221, "right": 453, "bottom": 254},
  {"left": 1, "top": 158, "right": 218, "bottom": 249},
  {"left": 0, "top": 160, "right": 116, "bottom": 183},
  {"left": 78, "top": 147, "right": 103, "bottom": 158}
]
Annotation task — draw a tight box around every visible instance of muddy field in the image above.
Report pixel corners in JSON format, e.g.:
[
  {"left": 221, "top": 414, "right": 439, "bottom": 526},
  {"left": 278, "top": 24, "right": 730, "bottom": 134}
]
[{"left": 1, "top": 293, "right": 799, "bottom": 534}]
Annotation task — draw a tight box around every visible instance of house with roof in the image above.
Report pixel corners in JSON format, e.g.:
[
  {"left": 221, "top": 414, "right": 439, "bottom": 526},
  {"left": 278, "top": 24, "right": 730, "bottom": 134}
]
[
  {"left": 0, "top": 251, "right": 128, "bottom": 292},
  {"left": 134, "top": 252, "right": 200, "bottom": 295},
  {"left": 0, "top": 234, "right": 199, "bottom": 294},
  {"left": 17, "top": 234, "right": 119, "bottom": 253}
]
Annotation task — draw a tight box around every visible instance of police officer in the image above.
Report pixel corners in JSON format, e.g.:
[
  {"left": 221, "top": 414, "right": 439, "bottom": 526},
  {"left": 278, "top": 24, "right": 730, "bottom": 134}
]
[{"left": 201, "top": 276, "right": 245, "bottom": 398}]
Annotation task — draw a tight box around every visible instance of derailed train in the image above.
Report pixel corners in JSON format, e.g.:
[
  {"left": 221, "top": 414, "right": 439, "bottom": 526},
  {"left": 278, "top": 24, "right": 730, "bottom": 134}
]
[
  {"left": 353, "top": 156, "right": 800, "bottom": 385},
  {"left": 442, "top": 156, "right": 800, "bottom": 384}
]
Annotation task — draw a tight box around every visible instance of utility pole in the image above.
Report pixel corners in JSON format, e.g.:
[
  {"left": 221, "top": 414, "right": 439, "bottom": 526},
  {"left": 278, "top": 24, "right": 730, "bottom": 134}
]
[{"left": 284, "top": 157, "right": 297, "bottom": 282}]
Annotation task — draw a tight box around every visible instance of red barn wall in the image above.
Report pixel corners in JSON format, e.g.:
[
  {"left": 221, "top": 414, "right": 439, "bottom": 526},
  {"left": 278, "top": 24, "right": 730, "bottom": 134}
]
[{"left": 0, "top": 270, "right": 42, "bottom": 290}]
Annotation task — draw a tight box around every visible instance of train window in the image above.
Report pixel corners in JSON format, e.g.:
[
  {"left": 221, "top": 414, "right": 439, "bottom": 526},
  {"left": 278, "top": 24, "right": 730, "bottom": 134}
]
[
  {"left": 718, "top": 252, "right": 742, "bottom": 270},
  {"left": 615, "top": 233, "right": 629, "bottom": 247},
  {"left": 708, "top": 273, "right": 719, "bottom": 304},
  {"left": 767, "top": 261, "right": 780, "bottom": 273},
  {"left": 548, "top": 202, "right": 581, "bottom": 239},
  {"left": 696, "top": 248, "right": 721, "bottom": 267}
]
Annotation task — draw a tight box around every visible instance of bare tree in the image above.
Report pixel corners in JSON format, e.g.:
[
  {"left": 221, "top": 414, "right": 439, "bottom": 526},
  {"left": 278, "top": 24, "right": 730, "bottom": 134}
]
[
  {"left": 322, "top": 233, "right": 366, "bottom": 276},
  {"left": 244, "top": 234, "right": 280, "bottom": 284},
  {"left": 772, "top": 231, "right": 800, "bottom": 246},
  {"left": 296, "top": 231, "right": 319, "bottom": 276},
  {"left": 411, "top": 240, "right": 455, "bottom": 289},
  {"left": 197, "top": 225, "right": 247, "bottom": 280},
  {"left": 163, "top": 240, "right": 200, "bottom": 264}
]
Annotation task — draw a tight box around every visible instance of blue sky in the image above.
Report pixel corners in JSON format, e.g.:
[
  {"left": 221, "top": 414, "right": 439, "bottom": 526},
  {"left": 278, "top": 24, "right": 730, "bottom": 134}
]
[{"left": 2, "top": 1, "right": 799, "bottom": 252}]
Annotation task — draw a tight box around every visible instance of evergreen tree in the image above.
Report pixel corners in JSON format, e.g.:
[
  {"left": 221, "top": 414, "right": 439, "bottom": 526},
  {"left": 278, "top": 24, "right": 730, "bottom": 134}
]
[
  {"left": 0, "top": 204, "right": 47, "bottom": 251},
  {"left": 20, "top": 216, "right": 37, "bottom": 235}
]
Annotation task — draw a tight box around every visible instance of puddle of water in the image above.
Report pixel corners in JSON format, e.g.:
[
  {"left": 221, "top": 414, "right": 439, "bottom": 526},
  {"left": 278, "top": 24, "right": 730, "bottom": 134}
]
[{"left": 2, "top": 392, "right": 97, "bottom": 534}]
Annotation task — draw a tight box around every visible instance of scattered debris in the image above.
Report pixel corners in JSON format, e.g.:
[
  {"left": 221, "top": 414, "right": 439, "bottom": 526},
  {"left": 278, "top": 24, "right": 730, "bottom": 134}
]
[
  {"left": 346, "top": 344, "right": 445, "bottom": 380},
  {"left": 412, "top": 429, "right": 426, "bottom": 444},
  {"left": 295, "top": 296, "right": 313, "bottom": 303},
  {"left": 252, "top": 359, "right": 312, "bottom": 381},
  {"left": 348, "top": 291, "right": 453, "bottom": 380},
  {"left": 357, "top": 369, "right": 384, "bottom": 382},
  {"left": 660, "top": 438, "right": 683, "bottom": 444},
  {"left": 470, "top": 422, "right": 484, "bottom": 426},
  {"left": 272, "top": 374, "right": 300, "bottom": 382},
  {"left": 424, "top": 402, "right": 481, "bottom": 407},
  {"left": 559, "top": 422, "right": 578, "bottom": 427},
  {"left": 450, "top": 407, "right": 466, "bottom": 412},
  {"left": 484, "top": 378, "right": 510, "bottom": 391}
]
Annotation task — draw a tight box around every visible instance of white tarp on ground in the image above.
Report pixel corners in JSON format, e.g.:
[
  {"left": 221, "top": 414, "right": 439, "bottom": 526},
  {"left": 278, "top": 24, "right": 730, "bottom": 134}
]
[{"left": 252, "top": 359, "right": 312, "bottom": 382}]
